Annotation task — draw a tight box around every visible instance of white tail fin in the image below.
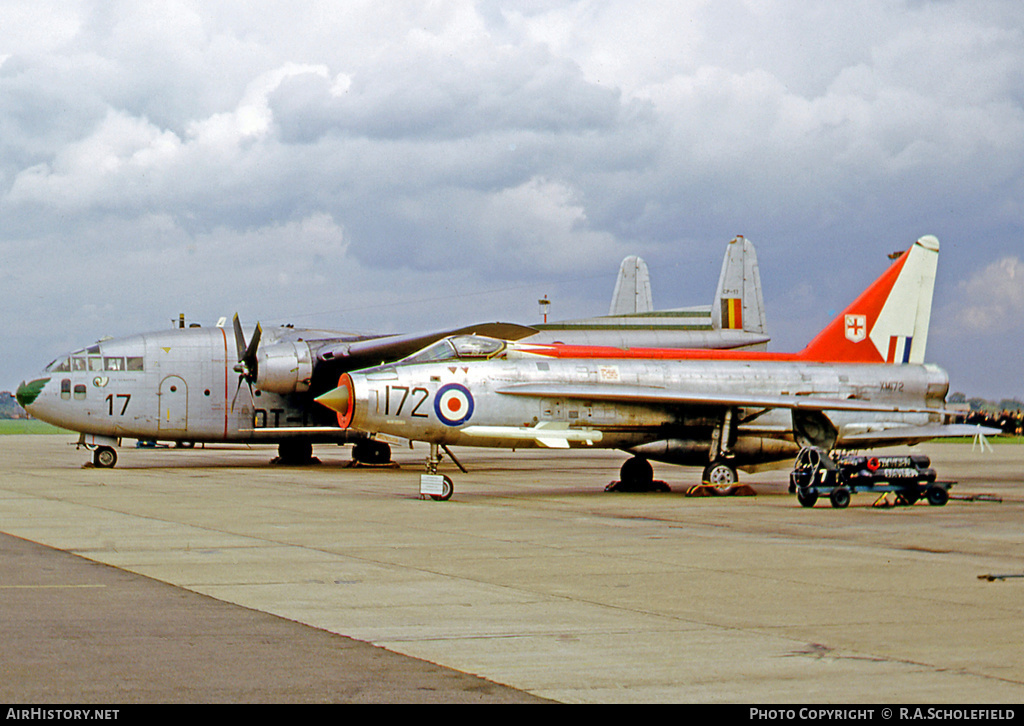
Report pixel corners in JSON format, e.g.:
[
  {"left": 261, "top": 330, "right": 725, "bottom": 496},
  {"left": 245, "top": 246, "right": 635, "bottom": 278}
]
[
  {"left": 711, "top": 236, "right": 767, "bottom": 336},
  {"left": 800, "top": 235, "right": 939, "bottom": 363},
  {"left": 609, "top": 255, "right": 654, "bottom": 315}
]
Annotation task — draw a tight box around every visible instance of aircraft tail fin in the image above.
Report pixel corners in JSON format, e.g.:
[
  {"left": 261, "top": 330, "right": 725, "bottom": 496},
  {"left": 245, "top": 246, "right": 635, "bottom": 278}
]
[
  {"left": 710, "top": 236, "right": 768, "bottom": 336},
  {"left": 799, "top": 235, "right": 939, "bottom": 363},
  {"left": 608, "top": 256, "right": 654, "bottom": 315}
]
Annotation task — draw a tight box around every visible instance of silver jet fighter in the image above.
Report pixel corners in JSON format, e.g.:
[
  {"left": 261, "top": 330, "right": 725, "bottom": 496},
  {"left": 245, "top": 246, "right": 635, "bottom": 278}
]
[
  {"left": 317, "top": 236, "right": 989, "bottom": 494},
  {"left": 17, "top": 239, "right": 769, "bottom": 468}
]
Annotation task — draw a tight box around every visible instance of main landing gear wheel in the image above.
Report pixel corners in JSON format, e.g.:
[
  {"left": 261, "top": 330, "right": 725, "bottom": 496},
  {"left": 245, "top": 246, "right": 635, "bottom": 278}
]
[
  {"left": 702, "top": 461, "right": 738, "bottom": 486},
  {"left": 353, "top": 439, "right": 392, "bottom": 465},
  {"left": 620, "top": 456, "right": 653, "bottom": 489},
  {"left": 93, "top": 446, "right": 117, "bottom": 469},
  {"left": 609, "top": 457, "right": 669, "bottom": 492},
  {"left": 277, "top": 440, "right": 314, "bottom": 465}
]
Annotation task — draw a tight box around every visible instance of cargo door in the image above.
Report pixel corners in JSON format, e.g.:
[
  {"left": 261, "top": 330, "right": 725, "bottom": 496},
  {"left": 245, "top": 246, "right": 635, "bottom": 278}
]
[{"left": 158, "top": 375, "right": 188, "bottom": 431}]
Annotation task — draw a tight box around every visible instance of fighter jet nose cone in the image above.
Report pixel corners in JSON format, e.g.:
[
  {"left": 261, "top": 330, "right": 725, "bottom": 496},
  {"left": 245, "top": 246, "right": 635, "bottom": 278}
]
[
  {"left": 16, "top": 378, "right": 49, "bottom": 409},
  {"left": 315, "top": 385, "right": 350, "bottom": 414},
  {"left": 315, "top": 375, "right": 356, "bottom": 428}
]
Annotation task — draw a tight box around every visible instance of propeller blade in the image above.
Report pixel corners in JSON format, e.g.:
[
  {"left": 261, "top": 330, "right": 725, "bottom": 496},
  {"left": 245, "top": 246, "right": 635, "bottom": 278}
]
[
  {"left": 233, "top": 313, "right": 247, "bottom": 363},
  {"left": 230, "top": 313, "right": 262, "bottom": 413},
  {"left": 245, "top": 322, "right": 262, "bottom": 368},
  {"left": 231, "top": 313, "right": 261, "bottom": 383}
]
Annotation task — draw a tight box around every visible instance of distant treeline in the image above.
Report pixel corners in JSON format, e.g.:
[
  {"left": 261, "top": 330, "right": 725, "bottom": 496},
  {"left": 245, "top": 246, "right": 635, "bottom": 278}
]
[{"left": 948, "top": 393, "right": 1023, "bottom": 414}]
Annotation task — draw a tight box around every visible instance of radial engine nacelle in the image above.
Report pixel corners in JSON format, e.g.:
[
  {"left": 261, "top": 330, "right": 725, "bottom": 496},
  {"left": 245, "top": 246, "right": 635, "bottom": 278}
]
[{"left": 256, "top": 340, "right": 313, "bottom": 394}]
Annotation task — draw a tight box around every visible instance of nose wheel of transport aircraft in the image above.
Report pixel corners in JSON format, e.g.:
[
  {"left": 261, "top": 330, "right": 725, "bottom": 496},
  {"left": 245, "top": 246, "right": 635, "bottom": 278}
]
[{"left": 93, "top": 446, "right": 117, "bottom": 469}]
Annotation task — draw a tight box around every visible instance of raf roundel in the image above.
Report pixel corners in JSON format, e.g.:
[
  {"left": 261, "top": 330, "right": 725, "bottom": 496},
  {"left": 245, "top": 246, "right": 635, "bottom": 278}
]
[{"left": 434, "top": 383, "right": 474, "bottom": 426}]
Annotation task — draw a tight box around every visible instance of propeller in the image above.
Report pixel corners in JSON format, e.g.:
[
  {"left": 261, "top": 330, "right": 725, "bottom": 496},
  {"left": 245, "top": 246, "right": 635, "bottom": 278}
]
[{"left": 231, "top": 313, "right": 262, "bottom": 412}]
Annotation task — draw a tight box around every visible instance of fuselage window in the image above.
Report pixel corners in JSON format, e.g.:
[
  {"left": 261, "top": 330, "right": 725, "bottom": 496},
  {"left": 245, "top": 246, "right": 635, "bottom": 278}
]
[
  {"left": 126, "top": 357, "right": 144, "bottom": 371},
  {"left": 60, "top": 379, "right": 71, "bottom": 400},
  {"left": 73, "top": 384, "right": 87, "bottom": 401}
]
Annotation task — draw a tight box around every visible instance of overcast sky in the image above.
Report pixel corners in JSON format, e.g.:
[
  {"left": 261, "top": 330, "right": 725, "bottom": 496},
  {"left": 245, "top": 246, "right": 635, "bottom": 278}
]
[{"left": 2, "top": 0, "right": 1022, "bottom": 400}]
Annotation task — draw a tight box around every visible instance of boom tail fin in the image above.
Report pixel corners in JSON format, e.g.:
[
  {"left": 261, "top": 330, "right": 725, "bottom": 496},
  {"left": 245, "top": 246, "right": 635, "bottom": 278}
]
[
  {"left": 711, "top": 236, "right": 768, "bottom": 336},
  {"left": 799, "top": 235, "right": 940, "bottom": 363},
  {"left": 608, "top": 255, "right": 654, "bottom": 315}
]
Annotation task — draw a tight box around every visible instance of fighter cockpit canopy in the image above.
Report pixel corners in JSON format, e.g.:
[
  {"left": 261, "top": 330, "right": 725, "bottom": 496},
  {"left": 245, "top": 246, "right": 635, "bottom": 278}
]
[{"left": 401, "top": 335, "right": 507, "bottom": 365}]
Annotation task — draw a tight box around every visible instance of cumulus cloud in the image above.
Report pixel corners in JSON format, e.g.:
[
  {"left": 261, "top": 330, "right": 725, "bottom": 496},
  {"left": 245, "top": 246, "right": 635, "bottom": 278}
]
[{"left": 952, "top": 256, "right": 1024, "bottom": 332}]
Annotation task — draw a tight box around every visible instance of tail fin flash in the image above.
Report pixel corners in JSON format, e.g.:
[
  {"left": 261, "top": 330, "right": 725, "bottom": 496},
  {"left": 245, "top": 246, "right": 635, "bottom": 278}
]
[
  {"left": 609, "top": 256, "right": 654, "bottom": 315},
  {"left": 800, "top": 235, "right": 939, "bottom": 363},
  {"left": 711, "top": 236, "right": 768, "bottom": 335}
]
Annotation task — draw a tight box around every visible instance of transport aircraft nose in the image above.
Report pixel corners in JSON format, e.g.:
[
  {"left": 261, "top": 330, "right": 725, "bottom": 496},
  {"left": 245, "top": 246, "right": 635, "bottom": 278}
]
[{"left": 15, "top": 378, "right": 49, "bottom": 409}]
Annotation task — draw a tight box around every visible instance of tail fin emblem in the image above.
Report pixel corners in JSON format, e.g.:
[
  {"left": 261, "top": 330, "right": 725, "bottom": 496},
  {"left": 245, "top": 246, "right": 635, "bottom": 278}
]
[{"left": 844, "top": 314, "right": 867, "bottom": 343}]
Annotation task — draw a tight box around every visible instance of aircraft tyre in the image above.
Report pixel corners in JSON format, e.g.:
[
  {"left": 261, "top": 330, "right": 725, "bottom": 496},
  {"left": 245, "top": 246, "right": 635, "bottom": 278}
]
[
  {"left": 620, "top": 456, "right": 654, "bottom": 489},
  {"left": 796, "top": 486, "right": 818, "bottom": 508},
  {"left": 94, "top": 446, "right": 117, "bottom": 469},
  {"left": 829, "top": 486, "right": 851, "bottom": 509},
  {"left": 352, "top": 439, "right": 391, "bottom": 465},
  {"left": 926, "top": 486, "right": 949, "bottom": 506},
  {"left": 278, "top": 440, "right": 314, "bottom": 465},
  {"left": 702, "top": 461, "right": 738, "bottom": 486},
  {"left": 430, "top": 475, "right": 454, "bottom": 502}
]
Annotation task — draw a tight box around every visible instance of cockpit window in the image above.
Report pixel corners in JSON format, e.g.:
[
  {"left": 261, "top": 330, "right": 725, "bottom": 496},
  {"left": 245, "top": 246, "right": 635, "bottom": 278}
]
[
  {"left": 450, "top": 336, "right": 505, "bottom": 358},
  {"left": 46, "top": 350, "right": 144, "bottom": 373},
  {"left": 402, "top": 339, "right": 457, "bottom": 365},
  {"left": 47, "top": 358, "right": 71, "bottom": 373},
  {"left": 402, "top": 335, "right": 506, "bottom": 365}
]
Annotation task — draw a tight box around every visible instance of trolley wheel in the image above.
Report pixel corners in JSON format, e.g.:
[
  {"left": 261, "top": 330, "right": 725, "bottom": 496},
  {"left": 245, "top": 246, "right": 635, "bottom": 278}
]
[
  {"left": 829, "top": 486, "right": 851, "bottom": 509},
  {"left": 796, "top": 487, "right": 819, "bottom": 508},
  {"left": 430, "top": 475, "right": 454, "bottom": 502},
  {"left": 926, "top": 486, "right": 949, "bottom": 507}
]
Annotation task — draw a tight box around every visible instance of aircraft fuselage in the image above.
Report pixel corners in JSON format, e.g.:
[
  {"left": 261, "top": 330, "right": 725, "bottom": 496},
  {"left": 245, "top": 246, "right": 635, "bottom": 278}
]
[
  {"left": 333, "top": 356, "right": 950, "bottom": 469},
  {"left": 18, "top": 327, "right": 343, "bottom": 444}
]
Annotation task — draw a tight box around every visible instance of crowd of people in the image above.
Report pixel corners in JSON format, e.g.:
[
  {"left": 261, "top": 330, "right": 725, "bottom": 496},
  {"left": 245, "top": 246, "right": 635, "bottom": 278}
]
[{"left": 963, "top": 409, "right": 1024, "bottom": 436}]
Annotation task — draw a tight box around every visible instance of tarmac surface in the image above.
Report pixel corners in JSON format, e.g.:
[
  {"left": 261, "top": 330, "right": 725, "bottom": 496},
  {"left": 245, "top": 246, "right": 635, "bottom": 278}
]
[{"left": 1, "top": 435, "right": 1022, "bottom": 704}]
